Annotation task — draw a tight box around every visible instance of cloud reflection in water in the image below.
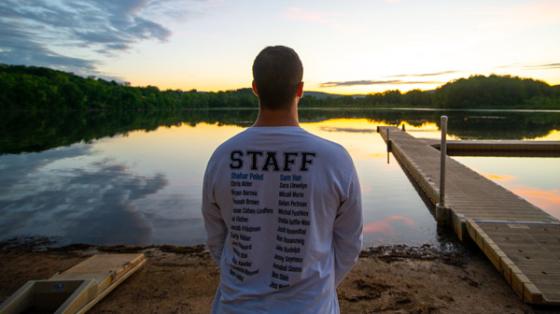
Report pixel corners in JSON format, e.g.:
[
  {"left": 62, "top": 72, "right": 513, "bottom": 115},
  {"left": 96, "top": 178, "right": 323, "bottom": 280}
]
[
  {"left": 0, "top": 144, "right": 183, "bottom": 245},
  {"left": 363, "top": 215, "right": 416, "bottom": 235}
]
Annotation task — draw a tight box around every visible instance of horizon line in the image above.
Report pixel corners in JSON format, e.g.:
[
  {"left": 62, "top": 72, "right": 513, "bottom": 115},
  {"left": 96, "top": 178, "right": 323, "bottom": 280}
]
[{"left": 2, "top": 63, "right": 559, "bottom": 96}]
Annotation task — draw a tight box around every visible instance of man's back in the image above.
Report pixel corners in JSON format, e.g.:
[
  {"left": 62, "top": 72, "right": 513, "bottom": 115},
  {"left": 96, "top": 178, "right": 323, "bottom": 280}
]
[{"left": 202, "top": 126, "right": 363, "bottom": 314}]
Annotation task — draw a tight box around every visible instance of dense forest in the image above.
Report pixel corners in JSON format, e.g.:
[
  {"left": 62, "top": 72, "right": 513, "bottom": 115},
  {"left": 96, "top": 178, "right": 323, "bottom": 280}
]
[{"left": 1, "top": 64, "right": 559, "bottom": 110}]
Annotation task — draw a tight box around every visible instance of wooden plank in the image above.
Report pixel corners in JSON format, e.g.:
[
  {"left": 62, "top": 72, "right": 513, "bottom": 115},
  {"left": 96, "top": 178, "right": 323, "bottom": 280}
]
[
  {"left": 423, "top": 139, "right": 560, "bottom": 157},
  {"left": 378, "top": 126, "right": 560, "bottom": 305},
  {"left": 75, "top": 255, "right": 146, "bottom": 314},
  {"left": 0, "top": 254, "right": 146, "bottom": 314}
]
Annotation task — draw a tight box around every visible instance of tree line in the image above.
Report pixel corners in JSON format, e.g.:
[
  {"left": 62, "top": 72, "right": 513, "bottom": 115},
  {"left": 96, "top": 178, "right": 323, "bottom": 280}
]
[{"left": 1, "top": 63, "right": 559, "bottom": 111}]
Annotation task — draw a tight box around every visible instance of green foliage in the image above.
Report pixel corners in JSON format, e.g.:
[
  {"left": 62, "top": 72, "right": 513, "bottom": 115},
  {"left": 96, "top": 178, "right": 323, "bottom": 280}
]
[
  {"left": 0, "top": 64, "right": 258, "bottom": 111},
  {"left": 1, "top": 64, "right": 559, "bottom": 110},
  {"left": 302, "top": 76, "right": 560, "bottom": 109},
  {"left": 434, "top": 75, "right": 559, "bottom": 108}
]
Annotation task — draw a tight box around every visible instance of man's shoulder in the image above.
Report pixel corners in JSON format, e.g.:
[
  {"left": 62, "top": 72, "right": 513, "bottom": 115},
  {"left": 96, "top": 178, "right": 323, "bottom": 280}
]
[
  {"left": 302, "top": 130, "right": 346, "bottom": 152},
  {"left": 303, "top": 133, "right": 352, "bottom": 162},
  {"left": 207, "top": 129, "right": 250, "bottom": 162}
]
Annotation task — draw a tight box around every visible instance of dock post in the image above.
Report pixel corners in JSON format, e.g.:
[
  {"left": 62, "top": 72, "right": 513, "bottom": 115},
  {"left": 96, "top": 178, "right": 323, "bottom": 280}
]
[
  {"left": 386, "top": 128, "right": 391, "bottom": 151},
  {"left": 436, "top": 116, "right": 448, "bottom": 224},
  {"left": 385, "top": 128, "right": 391, "bottom": 164}
]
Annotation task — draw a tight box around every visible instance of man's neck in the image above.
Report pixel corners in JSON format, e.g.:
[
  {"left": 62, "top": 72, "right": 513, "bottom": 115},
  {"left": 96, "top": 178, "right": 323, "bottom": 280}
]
[{"left": 253, "top": 106, "right": 299, "bottom": 127}]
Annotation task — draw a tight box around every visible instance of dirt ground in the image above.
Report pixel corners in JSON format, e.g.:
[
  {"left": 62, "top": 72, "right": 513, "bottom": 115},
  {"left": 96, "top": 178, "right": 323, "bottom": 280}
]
[{"left": 0, "top": 242, "right": 549, "bottom": 314}]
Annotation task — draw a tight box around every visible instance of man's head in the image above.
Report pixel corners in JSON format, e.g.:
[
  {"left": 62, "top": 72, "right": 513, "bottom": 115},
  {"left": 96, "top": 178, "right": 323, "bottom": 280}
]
[{"left": 252, "top": 46, "right": 304, "bottom": 110}]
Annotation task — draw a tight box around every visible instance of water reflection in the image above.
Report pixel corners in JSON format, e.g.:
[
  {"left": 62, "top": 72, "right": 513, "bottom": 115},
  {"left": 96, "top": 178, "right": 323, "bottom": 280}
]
[
  {"left": 300, "top": 119, "right": 438, "bottom": 245},
  {"left": 363, "top": 215, "right": 415, "bottom": 235},
  {"left": 0, "top": 145, "right": 171, "bottom": 245},
  {"left": 1, "top": 109, "right": 560, "bottom": 155},
  {"left": 0, "top": 110, "right": 559, "bottom": 246},
  {"left": 533, "top": 130, "right": 560, "bottom": 141}
]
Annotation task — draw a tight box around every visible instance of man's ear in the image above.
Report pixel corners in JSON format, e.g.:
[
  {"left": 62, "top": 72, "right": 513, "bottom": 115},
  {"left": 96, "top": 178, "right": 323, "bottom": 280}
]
[
  {"left": 296, "top": 81, "right": 304, "bottom": 98},
  {"left": 252, "top": 81, "right": 259, "bottom": 97}
]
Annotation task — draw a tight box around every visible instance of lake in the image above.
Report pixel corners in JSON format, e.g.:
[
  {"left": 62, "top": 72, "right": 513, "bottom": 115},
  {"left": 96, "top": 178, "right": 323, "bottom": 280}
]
[{"left": 0, "top": 109, "right": 559, "bottom": 247}]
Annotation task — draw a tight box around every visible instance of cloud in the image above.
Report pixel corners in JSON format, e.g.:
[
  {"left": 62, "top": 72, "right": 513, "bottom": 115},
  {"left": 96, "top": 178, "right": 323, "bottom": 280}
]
[
  {"left": 284, "top": 7, "right": 339, "bottom": 24},
  {"left": 0, "top": 20, "right": 96, "bottom": 73},
  {"left": 495, "top": 63, "right": 518, "bottom": 69},
  {"left": 495, "top": 62, "right": 560, "bottom": 72},
  {"left": 389, "top": 71, "right": 459, "bottom": 78},
  {"left": 523, "top": 63, "right": 560, "bottom": 70},
  {"left": 503, "top": 0, "right": 560, "bottom": 26},
  {"left": 0, "top": 0, "right": 186, "bottom": 75},
  {"left": 320, "top": 80, "right": 441, "bottom": 87}
]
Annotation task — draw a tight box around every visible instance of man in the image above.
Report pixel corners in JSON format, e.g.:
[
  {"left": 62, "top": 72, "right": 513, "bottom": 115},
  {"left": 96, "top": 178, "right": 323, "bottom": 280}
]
[{"left": 202, "top": 46, "right": 363, "bottom": 314}]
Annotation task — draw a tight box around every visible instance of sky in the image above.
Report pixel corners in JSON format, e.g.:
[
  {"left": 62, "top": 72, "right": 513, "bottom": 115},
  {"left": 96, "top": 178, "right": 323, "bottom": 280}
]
[{"left": 0, "top": 0, "right": 559, "bottom": 94}]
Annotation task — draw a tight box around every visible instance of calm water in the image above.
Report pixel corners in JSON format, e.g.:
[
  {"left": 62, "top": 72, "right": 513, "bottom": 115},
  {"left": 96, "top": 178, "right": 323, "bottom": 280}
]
[{"left": 0, "top": 109, "right": 559, "bottom": 247}]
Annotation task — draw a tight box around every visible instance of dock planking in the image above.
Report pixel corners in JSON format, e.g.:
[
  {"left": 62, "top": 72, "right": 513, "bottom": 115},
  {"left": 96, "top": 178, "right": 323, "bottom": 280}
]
[
  {"left": 424, "top": 139, "right": 560, "bottom": 157},
  {"left": 378, "top": 126, "right": 560, "bottom": 305}
]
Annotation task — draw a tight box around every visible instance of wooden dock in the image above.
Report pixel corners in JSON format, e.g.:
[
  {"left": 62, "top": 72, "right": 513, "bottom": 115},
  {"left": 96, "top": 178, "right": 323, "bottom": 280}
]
[
  {"left": 423, "top": 139, "right": 560, "bottom": 157},
  {"left": 378, "top": 126, "right": 560, "bottom": 305}
]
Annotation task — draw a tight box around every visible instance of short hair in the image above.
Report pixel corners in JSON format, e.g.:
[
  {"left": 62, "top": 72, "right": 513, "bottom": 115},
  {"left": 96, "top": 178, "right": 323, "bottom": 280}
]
[{"left": 252, "top": 46, "right": 303, "bottom": 110}]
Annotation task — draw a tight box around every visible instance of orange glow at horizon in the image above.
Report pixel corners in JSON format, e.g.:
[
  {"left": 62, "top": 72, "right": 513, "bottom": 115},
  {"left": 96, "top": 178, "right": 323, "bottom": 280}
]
[{"left": 121, "top": 76, "right": 560, "bottom": 95}]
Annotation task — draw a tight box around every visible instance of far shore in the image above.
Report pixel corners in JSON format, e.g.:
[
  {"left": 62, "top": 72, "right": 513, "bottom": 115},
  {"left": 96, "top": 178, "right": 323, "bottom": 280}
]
[
  {"left": 0, "top": 240, "right": 538, "bottom": 313},
  {"left": 186, "top": 106, "right": 560, "bottom": 112}
]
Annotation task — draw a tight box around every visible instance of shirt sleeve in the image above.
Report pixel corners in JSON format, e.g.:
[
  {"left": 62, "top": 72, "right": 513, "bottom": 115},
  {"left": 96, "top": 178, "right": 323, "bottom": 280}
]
[
  {"left": 333, "top": 166, "right": 363, "bottom": 286},
  {"left": 201, "top": 158, "right": 227, "bottom": 264}
]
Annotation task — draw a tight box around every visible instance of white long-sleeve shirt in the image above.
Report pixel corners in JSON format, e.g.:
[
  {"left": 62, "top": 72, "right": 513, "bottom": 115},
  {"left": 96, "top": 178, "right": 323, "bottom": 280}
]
[{"left": 202, "top": 126, "right": 363, "bottom": 314}]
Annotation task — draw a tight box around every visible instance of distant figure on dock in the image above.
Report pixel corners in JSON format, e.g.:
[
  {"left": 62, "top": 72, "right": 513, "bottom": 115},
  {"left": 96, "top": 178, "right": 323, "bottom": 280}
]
[{"left": 202, "top": 45, "right": 363, "bottom": 314}]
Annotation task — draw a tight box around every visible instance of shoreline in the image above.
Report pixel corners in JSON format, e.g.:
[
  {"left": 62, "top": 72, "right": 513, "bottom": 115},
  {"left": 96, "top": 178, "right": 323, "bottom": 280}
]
[{"left": 0, "top": 239, "right": 539, "bottom": 313}]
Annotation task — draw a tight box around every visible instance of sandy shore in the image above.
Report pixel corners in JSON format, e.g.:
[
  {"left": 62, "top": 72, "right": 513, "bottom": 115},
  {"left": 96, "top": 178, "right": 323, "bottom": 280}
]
[{"left": 0, "top": 241, "right": 541, "bottom": 313}]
